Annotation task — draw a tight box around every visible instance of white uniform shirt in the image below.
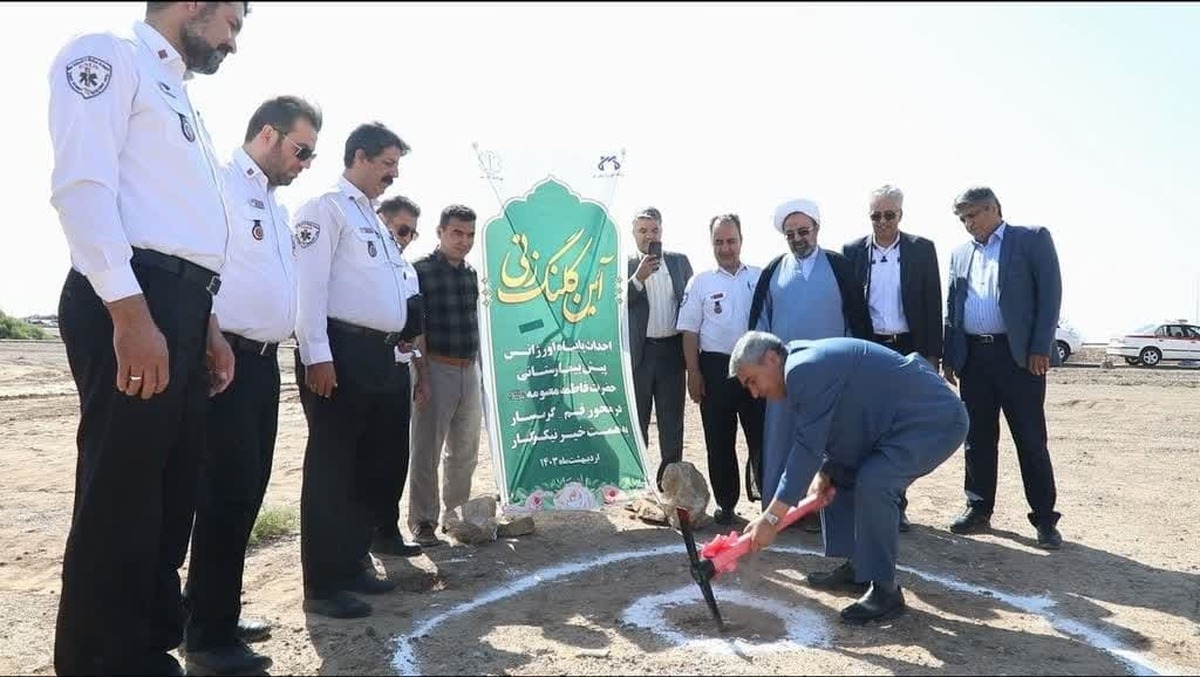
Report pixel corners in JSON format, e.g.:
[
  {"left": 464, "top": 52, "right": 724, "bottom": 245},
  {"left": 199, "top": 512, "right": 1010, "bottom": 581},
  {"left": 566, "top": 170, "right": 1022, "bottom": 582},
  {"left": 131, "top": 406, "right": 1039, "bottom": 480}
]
[
  {"left": 211, "top": 148, "right": 296, "bottom": 343},
  {"left": 676, "top": 264, "right": 761, "bottom": 354},
  {"left": 48, "top": 21, "right": 229, "bottom": 303},
  {"left": 394, "top": 254, "right": 421, "bottom": 364},
  {"left": 867, "top": 238, "right": 909, "bottom": 334},
  {"left": 293, "top": 177, "right": 408, "bottom": 366}
]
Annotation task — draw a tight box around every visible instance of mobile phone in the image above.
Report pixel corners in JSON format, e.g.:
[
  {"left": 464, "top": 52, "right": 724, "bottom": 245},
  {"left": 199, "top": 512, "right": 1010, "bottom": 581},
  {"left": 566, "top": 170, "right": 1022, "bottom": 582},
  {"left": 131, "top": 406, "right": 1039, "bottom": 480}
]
[{"left": 647, "top": 241, "right": 663, "bottom": 258}]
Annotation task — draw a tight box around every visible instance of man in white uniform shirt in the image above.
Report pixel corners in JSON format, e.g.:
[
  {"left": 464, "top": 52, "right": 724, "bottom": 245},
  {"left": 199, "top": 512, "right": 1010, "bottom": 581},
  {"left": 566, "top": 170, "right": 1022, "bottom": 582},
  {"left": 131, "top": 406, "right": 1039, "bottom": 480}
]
[
  {"left": 676, "top": 214, "right": 763, "bottom": 525},
  {"left": 293, "top": 122, "right": 421, "bottom": 620},
  {"left": 47, "top": 3, "right": 246, "bottom": 674},
  {"left": 181, "top": 95, "right": 320, "bottom": 676}
]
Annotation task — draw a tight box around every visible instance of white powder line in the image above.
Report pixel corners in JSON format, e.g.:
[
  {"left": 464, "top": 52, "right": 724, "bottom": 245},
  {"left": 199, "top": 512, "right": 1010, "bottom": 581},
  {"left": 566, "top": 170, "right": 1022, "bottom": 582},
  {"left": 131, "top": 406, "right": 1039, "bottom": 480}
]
[{"left": 392, "top": 544, "right": 1177, "bottom": 676}]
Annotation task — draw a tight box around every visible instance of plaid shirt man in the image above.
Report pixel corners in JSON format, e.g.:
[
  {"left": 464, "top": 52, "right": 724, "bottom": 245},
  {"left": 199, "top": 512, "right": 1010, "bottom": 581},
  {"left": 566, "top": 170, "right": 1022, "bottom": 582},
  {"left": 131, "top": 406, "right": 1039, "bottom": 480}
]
[{"left": 413, "top": 248, "right": 479, "bottom": 359}]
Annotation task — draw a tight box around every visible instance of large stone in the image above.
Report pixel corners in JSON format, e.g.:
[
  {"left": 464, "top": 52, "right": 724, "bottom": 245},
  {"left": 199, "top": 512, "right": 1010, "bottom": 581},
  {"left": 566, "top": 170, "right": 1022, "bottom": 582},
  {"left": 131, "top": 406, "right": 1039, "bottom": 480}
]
[
  {"left": 444, "top": 496, "right": 498, "bottom": 545},
  {"left": 497, "top": 515, "right": 536, "bottom": 538},
  {"left": 660, "top": 461, "right": 711, "bottom": 530}
]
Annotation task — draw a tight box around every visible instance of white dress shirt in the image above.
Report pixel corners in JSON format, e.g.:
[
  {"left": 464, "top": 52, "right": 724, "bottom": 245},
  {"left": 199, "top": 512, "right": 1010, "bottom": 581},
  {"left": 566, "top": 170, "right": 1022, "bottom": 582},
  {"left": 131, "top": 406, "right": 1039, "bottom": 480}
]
[
  {"left": 676, "top": 264, "right": 762, "bottom": 354},
  {"left": 639, "top": 260, "right": 680, "bottom": 338},
  {"left": 211, "top": 148, "right": 296, "bottom": 344},
  {"left": 294, "top": 177, "right": 409, "bottom": 366},
  {"left": 48, "top": 21, "right": 229, "bottom": 303},
  {"left": 867, "top": 238, "right": 909, "bottom": 334}
]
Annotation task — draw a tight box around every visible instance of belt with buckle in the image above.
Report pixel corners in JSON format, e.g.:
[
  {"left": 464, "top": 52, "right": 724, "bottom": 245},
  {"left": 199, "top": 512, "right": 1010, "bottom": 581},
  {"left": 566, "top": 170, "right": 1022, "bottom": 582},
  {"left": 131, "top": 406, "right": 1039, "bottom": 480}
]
[
  {"left": 328, "top": 318, "right": 405, "bottom": 347},
  {"left": 131, "top": 247, "right": 221, "bottom": 296},
  {"left": 873, "top": 332, "right": 910, "bottom": 344},
  {"left": 967, "top": 333, "right": 1006, "bottom": 344},
  {"left": 646, "top": 334, "right": 681, "bottom": 344},
  {"left": 222, "top": 331, "right": 278, "bottom": 357},
  {"left": 428, "top": 353, "right": 474, "bottom": 367}
]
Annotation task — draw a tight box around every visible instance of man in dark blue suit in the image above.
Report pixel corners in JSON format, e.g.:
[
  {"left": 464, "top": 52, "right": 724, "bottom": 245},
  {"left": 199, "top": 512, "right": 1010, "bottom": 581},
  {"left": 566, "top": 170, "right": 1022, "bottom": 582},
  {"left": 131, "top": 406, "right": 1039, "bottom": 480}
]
[{"left": 942, "top": 186, "right": 1064, "bottom": 549}]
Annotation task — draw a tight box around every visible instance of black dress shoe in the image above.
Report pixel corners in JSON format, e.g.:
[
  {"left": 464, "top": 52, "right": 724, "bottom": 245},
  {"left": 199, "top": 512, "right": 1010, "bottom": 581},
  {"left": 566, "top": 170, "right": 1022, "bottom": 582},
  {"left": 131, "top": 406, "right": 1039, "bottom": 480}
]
[
  {"left": 949, "top": 506, "right": 992, "bottom": 534},
  {"left": 413, "top": 522, "right": 447, "bottom": 547},
  {"left": 236, "top": 617, "right": 271, "bottom": 644},
  {"left": 372, "top": 530, "right": 424, "bottom": 557},
  {"left": 804, "top": 560, "right": 869, "bottom": 594},
  {"left": 714, "top": 508, "right": 734, "bottom": 526},
  {"left": 1036, "top": 524, "right": 1063, "bottom": 550},
  {"left": 841, "top": 582, "right": 907, "bottom": 624},
  {"left": 184, "top": 640, "right": 272, "bottom": 676},
  {"left": 344, "top": 570, "right": 397, "bottom": 595},
  {"left": 303, "top": 591, "right": 372, "bottom": 619},
  {"left": 898, "top": 510, "right": 912, "bottom": 533}
]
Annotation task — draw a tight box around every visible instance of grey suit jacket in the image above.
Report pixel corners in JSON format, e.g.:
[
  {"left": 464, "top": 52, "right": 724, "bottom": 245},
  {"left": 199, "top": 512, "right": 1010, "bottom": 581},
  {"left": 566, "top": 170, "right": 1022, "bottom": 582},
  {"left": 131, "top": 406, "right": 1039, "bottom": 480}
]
[
  {"left": 843, "top": 232, "right": 944, "bottom": 359},
  {"left": 943, "top": 223, "right": 1063, "bottom": 372},
  {"left": 627, "top": 251, "right": 693, "bottom": 369}
]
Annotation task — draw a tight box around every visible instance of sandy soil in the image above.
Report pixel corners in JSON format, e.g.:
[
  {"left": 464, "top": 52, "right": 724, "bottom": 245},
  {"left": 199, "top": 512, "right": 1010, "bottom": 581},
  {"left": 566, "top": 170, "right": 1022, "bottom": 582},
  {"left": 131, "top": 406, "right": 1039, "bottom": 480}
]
[{"left": 0, "top": 341, "right": 1197, "bottom": 675}]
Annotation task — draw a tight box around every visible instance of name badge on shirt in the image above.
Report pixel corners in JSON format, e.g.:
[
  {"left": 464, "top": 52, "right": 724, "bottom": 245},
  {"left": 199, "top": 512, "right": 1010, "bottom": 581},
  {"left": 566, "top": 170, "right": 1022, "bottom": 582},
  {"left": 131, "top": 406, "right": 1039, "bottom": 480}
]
[
  {"left": 709, "top": 291, "right": 725, "bottom": 315},
  {"left": 249, "top": 198, "right": 264, "bottom": 210}
]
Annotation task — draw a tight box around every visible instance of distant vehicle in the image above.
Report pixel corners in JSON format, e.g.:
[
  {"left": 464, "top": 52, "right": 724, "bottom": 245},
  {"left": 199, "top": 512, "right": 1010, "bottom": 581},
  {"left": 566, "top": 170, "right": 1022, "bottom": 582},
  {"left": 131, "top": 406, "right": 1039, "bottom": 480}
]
[
  {"left": 1055, "top": 321, "right": 1083, "bottom": 363},
  {"left": 1106, "top": 320, "right": 1200, "bottom": 367}
]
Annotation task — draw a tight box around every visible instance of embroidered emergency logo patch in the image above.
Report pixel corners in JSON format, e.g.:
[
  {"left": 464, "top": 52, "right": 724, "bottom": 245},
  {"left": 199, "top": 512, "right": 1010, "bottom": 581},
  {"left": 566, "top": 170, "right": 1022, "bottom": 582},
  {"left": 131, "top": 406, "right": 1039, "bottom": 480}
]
[
  {"left": 295, "top": 221, "right": 320, "bottom": 248},
  {"left": 367, "top": 241, "right": 378, "bottom": 258},
  {"left": 178, "top": 113, "right": 196, "bottom": 142},
  {"left": 66, "top": 56, "right": 112, "bottom": 99},
  {"left": 251, "top": 219, "right": 264, "bottom": 241}
]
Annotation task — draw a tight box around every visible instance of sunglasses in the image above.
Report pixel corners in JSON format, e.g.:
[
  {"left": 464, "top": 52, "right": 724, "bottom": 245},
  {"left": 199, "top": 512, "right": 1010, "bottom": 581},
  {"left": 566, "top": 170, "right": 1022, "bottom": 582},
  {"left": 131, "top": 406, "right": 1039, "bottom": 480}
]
[
  {"left": 272, "top": 126, "right": 316, "bottom": 161},
  {"left": 870, "top": 210, "right": 898, "bottom": 222},
  {"left": 396, "top": 226, "right": 418, "bottom": 239}
]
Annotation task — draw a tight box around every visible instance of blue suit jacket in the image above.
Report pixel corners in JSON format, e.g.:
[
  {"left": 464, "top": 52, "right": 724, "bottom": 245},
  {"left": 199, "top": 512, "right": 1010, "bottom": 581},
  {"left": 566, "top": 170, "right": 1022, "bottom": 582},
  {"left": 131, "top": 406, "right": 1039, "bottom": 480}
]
[{"left": 943, "top": 223, "right": 1063, "bottom": 373}]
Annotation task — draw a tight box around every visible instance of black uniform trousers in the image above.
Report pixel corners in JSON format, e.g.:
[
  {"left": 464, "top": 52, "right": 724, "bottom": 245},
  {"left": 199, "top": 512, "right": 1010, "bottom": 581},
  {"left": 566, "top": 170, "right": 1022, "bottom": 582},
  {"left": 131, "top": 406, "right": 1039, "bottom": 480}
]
[
  {"left": 959, "top": 334, "right": 1060, "bottom": 528},
  {"left": 362, "top": 364, "right": 411, "bottom": 536},
  {"left": 870, "top": 332, "right": 917, "bottom": 516},
  {"left": 183, "top": 336, "right": 280, "bottom": 651},
  {"left": 697, "top": 351, "right": 764, "bottom": 510},
  {"left": 54, "top": 260, "right": 214, "bottom": 676},
  {"left": 633, "top": 334, "right": 687, "bottom": 489},
  {"left": 296, "top": 324, "right": 411, "bottom": 599}
]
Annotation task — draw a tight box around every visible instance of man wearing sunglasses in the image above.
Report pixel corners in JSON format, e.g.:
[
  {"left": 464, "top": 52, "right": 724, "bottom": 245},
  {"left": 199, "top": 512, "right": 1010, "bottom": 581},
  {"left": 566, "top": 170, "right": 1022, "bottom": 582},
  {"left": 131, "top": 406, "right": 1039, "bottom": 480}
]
[
  {"left": 841, "top": 185, "right": 944, "bottom": 533},
  {"left": 181, "top": 94, "right": 320, "bottom": 676},
  {"left": 748, "top": 198, "right": 872, "bottom": 533}
]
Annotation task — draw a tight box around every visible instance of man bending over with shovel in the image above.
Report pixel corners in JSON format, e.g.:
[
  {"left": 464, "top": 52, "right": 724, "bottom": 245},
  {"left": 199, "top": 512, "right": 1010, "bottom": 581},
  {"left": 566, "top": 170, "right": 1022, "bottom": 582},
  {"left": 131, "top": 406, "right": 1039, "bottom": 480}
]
[{"left": 729, "top": 331, "right": 968, "bottom": 623}]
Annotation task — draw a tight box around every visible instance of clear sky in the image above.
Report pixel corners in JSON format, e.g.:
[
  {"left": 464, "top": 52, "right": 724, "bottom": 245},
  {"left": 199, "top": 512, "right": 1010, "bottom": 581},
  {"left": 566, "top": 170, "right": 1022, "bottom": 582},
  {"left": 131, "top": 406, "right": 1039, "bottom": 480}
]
[{"left": 4, "top": 1, "right": 1198, "bottom": 341}]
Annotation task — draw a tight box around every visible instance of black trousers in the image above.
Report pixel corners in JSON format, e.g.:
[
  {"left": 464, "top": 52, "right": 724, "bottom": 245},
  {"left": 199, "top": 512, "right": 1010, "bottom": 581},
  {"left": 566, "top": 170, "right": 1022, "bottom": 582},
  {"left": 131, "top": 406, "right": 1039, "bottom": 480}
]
[
  {"left": 54, "top": 264, "right": 212, "bottom": 676},
  {"left": 360, "top": 365, "right": 411, "bottom": 535},
  {"left": 959, "top": 335, "right": 1060, "bottom": 527},
  {"left": 698, "top": 352, "right": 764, "bottom": 510},
  {"left": 183, "top": 340, "right": 280, "bottom": 651},
  {"left": 870, "top": 333, "right": 917, "bottom": 516},
  {"left": 633, "top": 335, "right": 686, "bottom": 489},
  {"left": 296, "top": 327, "right": 410, "bottom": 598}
]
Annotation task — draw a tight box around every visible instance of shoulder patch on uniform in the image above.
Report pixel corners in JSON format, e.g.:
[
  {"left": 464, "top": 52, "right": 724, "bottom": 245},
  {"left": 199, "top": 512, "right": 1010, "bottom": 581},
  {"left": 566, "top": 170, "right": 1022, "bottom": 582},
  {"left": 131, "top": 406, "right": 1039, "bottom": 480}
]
[
  {"left": 66, "top": 56, "right": 112, "bottom": 99},
  {"left": 295, "top": 221, "right": 321, "bottom": 248}
]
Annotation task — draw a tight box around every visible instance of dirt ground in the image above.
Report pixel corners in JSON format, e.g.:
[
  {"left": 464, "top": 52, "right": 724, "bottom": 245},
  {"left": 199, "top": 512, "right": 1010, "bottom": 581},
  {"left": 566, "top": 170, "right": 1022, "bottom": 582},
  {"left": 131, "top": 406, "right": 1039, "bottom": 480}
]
[{"left": 1, "top": 341, "right": 1197, "bottom": 675}]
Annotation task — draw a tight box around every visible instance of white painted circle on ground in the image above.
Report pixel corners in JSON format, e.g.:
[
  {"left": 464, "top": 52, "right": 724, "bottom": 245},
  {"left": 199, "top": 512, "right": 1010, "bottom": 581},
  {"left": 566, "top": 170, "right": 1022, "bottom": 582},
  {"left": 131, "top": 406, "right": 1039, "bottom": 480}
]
[{"left": 620, "top": 584, "right": 832, "bottom": 655}]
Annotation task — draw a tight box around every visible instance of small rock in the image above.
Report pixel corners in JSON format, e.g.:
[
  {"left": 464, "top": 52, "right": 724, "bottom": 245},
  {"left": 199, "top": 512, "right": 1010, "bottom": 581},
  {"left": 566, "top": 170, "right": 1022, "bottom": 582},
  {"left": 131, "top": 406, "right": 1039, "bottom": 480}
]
[
  {"left": 444, "top": 496, "right": 499, "bottom": 545},
  {"left": 661, "top": 461, "right": 711, "bottom": 530},
  {"left": 497, "top": 515, "right": 535, "bottom": 538},
  {"left": 577, "top": 648, "right": 610, "bottom": 658}
]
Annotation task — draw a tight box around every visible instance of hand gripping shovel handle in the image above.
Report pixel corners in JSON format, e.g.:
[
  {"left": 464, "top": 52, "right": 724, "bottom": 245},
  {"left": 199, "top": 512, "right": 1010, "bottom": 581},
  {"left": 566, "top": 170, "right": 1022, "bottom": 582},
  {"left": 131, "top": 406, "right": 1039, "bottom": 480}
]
[{"left": 700, "top": 492, "right": 833, "bottom": 577}]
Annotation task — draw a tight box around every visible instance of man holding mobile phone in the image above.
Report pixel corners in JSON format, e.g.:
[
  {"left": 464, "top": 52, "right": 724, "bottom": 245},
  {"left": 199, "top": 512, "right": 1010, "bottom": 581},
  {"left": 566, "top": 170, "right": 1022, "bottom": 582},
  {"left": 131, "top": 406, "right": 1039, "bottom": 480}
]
[{"left": 626, "top": 207, "right": 693, "bottom": 490}]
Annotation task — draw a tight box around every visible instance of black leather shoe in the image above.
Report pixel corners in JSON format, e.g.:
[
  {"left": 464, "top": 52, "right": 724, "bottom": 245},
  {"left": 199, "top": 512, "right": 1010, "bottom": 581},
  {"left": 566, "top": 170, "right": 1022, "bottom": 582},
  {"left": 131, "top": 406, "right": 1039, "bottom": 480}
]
[
  {"left": 804, "top": 560, "right": 869, "bottom": 594},
  {"left": 949, "top": 506, "right": 992, "bottom": 534},
  {"left": 413, "top": 522, "right": 447, "bottom": 548},
  {"left": 303, "top": 591, "right": 372, "bottom": 619},
  {"left": 840, "top": 582, "right": 907, "bottom": 624},
  {"left": 236, "top": 617, "right": 271, "bottom": 644},
  {"left": 898, "top": 510, "right": 912, "bottom": 533},
  {"left": 184, "top": 640, "right": 272, "bottom": 676},
  {"left": 344, "top": 570, "right": 397, "bottom": 595},
  {"left": 1036, "top": 524, "right": 1063, "bottom": 550},
  {"left": 372, "top": 530, "right": 423, "bottom": 557},
  {"left": 714, "top": 508, "right": 734, "bottom": 526}
]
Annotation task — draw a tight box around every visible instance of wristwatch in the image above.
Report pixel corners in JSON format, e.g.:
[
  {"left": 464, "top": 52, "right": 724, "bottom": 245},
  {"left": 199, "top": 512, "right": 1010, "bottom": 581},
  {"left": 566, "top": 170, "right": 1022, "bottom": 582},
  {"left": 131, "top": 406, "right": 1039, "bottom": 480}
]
[{"left": 763, "top": 511, "right": 780, "bottom": 527}]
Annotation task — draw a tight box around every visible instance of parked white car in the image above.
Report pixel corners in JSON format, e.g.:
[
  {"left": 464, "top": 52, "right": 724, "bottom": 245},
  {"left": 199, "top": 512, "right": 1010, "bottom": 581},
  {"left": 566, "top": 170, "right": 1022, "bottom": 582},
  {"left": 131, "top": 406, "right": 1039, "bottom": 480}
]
[
  {"left": 1055, "top": 321, "right": 1083, "bottom": 363},
  {"left": 1106, "top": 320, "right": 1200, "bottom": 367}
]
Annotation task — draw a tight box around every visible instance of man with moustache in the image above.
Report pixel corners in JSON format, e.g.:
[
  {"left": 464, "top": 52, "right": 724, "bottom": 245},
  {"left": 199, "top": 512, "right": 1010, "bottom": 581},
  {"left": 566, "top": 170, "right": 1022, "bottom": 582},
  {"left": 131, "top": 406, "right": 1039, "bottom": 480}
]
[
  {"left": 942, "top": 186, "right": 1064, "bottom": 549},
  {"left": 408, "top": 205, "right": 482, "bottom": 548},
  {"left": 364, "top": 195, "right": 430, "bottom": 553},
  {"left": 47, "top": 2, "right": 247, "bottom": 673},
  {"left": 676, "top": 214, "right": 763, "bottom": 525},
  {"left": 293, "top": 122, "right": 420, "bottom": 619},
  {"left": 749, "top": 198, "right": 871, "bottom": 531},
  {"left": 842, "top": 185, "right": 943, "bottom": 532},
  {"left": 180, "top": 95, "right": 321, "bottom": 676}
]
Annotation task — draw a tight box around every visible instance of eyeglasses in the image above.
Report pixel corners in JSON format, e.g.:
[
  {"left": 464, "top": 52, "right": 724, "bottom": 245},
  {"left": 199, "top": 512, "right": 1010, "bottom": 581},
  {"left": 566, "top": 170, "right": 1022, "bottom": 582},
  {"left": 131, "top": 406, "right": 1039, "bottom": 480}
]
[
  {"left": 870, "top": 210, "right": 898, "bottom": 222},
  {"left": 785, "top": 228, "right": 813, "bottom": 240},
  {"left": 396, "top": 226, "right": 418, "bottom": 239},
  {"left": 272, "top": 126, "right": 316, "bottom": 161}
]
